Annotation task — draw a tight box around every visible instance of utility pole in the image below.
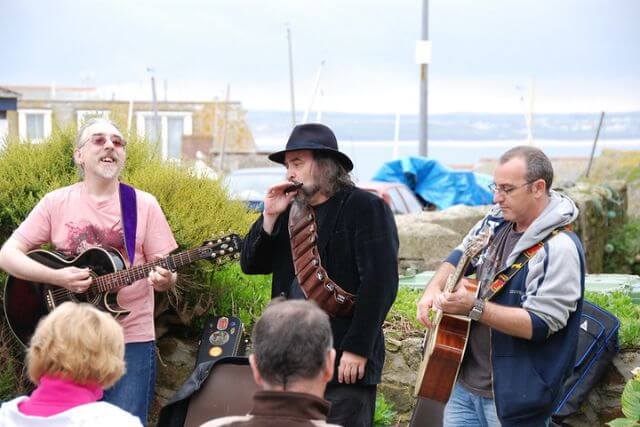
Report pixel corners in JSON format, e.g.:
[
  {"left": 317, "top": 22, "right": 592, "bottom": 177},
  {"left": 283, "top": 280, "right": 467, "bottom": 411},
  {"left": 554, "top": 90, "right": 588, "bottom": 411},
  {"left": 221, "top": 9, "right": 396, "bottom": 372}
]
[
  {"left": 417, "top": 0, "right": 430, "bottom": 157},
  {"left": 148, "top": 68, "right": 161, "bottom": 155},
  {"left": 287, "top": 25, "right": 297, "bottom": 127},
  {"left": 585, "top": 111, "right": 605, "bottom": 178}
]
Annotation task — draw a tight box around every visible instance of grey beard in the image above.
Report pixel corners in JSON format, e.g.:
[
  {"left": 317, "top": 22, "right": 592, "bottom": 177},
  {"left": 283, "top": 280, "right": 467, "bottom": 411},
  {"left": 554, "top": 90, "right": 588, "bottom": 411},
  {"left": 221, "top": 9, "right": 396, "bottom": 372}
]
[{"left": 295, "top": 183, "right": 321, "bottom": 204}]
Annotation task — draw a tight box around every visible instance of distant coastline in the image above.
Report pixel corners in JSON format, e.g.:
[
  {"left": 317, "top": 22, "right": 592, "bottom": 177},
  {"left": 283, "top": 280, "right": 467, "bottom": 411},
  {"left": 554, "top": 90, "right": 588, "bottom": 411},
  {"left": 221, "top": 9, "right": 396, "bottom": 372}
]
[{"left": 248, "top": 110, "right": 640, "bottom": 142}]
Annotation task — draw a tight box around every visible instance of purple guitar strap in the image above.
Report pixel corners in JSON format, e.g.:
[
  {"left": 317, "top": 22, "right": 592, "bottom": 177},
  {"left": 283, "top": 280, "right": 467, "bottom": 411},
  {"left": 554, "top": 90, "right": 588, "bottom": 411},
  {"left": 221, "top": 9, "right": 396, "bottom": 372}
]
[{"left": 118, "top": 182, "right": 138, "bottom": 265}]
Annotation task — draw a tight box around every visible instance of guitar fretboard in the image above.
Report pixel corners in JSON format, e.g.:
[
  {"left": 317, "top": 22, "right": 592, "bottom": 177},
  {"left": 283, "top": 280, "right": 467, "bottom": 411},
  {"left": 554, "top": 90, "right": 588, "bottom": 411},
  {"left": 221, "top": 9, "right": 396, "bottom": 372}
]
[{"left": 91, "top": 243, "right": 231, "bottom": 293}]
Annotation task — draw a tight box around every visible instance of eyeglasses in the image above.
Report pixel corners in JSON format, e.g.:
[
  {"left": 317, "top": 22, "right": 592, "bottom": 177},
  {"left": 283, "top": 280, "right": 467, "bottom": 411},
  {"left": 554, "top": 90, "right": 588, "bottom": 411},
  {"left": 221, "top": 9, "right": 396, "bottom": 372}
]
[
  {"left": 84, "top": 134, "right": 127, "bottom": 149},
  {"left": 488, "top": 181, "right": 532, "bottom": 195}
]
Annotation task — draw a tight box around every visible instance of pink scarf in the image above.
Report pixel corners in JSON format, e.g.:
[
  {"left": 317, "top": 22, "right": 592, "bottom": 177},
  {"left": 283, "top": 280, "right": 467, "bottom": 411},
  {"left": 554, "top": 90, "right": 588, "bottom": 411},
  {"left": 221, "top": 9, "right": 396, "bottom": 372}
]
[{"left": 18, "top": 375, "right": 104, "bottom": 417}]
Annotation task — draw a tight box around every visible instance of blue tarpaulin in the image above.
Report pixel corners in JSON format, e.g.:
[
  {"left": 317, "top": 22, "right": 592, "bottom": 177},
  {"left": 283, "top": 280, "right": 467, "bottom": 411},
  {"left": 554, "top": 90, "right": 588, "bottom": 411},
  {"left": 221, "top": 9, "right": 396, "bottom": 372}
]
[{"left": 372, "top": 156, "right": 494, "bottom": 210}]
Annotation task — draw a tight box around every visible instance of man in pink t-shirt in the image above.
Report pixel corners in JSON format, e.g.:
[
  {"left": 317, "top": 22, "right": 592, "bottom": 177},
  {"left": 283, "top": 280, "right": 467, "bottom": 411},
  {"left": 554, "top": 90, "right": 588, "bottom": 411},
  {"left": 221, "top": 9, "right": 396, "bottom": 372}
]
[{"left": 0, "top": 118, "right": 178, "bottom": 425}]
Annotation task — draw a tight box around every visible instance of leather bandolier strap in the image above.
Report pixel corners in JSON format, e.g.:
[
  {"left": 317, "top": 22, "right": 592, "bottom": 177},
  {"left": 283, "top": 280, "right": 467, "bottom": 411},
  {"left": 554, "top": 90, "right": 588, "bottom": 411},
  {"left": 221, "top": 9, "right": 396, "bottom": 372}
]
[{"left": 288, "top": 201, "right": 356, "bottom": 317}]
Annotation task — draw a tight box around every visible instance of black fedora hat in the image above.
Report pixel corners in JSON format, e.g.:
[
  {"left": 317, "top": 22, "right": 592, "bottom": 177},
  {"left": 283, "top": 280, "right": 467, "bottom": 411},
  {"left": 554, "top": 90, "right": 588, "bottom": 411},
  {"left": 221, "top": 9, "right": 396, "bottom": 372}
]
[{"left": 268, "top": 123, "right": 354, "bottom": 172}]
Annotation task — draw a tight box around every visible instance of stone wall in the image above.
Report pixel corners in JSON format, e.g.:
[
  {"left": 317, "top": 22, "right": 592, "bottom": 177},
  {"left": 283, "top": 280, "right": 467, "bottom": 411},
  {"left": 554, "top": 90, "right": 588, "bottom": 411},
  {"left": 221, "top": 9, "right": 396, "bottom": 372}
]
[{"left": 563, "top": 181, "right": 628, "bottom": 272}]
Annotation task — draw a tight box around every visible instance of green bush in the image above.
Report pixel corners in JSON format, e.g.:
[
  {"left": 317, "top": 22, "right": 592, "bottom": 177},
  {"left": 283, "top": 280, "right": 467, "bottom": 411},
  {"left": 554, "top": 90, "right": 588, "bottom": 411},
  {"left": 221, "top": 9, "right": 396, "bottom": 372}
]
[
  {"left": 586, "top": 291, "right": 640, "bottom": 350},
  {"left": 604, "top": 219, "right": 640, "bottom": 275},
  {"left": 374, "top": 393, "right": 398, "bottom": 427},
  {"left": 607, "top": 367, "right": 640, "bottom": 427}
]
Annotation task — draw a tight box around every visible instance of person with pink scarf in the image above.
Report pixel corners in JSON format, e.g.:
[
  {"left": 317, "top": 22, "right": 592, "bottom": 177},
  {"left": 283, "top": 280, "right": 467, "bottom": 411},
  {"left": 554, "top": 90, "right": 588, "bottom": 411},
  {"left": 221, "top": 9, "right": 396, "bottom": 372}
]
[{"left": 0, "top": 302, "right": 141, "bottom": 426}]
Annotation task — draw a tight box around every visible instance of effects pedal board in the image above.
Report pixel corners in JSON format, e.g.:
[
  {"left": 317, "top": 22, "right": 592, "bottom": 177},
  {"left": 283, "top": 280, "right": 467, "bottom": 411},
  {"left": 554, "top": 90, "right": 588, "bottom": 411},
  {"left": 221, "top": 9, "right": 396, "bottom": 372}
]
[{"left": 196, "top": 315, "right": 245, "bottom": 366}]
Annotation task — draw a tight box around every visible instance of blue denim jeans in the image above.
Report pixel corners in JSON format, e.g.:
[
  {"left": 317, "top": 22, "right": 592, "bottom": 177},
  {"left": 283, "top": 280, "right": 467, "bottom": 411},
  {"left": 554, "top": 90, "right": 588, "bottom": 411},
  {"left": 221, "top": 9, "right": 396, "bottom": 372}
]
[
  {"left": 443, "top": 383, "right": 500, "bottom": 427},
  {"left": 444, "top": 382, "right": 552, "bottom": 427},
  {"left": 103, "top": 341, "right": 157, "bottom": 426}
]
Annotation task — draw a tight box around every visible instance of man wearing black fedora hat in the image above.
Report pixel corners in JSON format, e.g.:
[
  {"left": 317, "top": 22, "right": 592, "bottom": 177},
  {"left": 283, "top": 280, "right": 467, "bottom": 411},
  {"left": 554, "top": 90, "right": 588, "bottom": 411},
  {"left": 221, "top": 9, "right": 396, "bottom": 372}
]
[{"left": 241, "top": 123, "right": 399, "bottom": 426}]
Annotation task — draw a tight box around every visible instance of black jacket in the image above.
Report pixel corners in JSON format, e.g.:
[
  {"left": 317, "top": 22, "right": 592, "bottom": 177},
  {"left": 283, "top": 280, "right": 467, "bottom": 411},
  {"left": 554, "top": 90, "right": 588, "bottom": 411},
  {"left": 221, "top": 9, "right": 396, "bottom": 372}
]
[{"left": 241, "top": 187, "right": 399, "bottom": 385}]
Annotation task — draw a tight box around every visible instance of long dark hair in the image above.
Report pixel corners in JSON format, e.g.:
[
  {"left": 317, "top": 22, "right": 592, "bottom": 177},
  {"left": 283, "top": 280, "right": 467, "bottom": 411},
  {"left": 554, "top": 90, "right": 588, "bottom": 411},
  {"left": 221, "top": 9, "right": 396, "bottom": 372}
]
[{"left": 312, "top": 151, "right": 354, "bottom": 198}]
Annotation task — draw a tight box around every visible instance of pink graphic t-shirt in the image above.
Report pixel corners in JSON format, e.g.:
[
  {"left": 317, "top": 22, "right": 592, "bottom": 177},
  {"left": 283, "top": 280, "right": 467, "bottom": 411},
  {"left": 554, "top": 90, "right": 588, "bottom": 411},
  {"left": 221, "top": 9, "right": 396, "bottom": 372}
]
[{"left": 13, "top": 182, "right": 178, "bottom": 343}]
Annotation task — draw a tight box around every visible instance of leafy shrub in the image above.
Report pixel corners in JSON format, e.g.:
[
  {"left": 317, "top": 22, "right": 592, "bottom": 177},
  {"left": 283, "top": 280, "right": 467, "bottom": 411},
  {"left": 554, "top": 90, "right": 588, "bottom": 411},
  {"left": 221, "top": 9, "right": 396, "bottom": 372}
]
[
  {"left": 607, "top": 367, "right": 640, "bottom": 427},
  {"left": 587, "top": 149, "right": 640, "bottom": 184},
  {"left": 586, "top": 291, "right": 640, "bottom": 350},
  {"left": 604, "top": 219, "right": 640, "bottom": 275},
  {"left": 374, "top": 394, "right": 398, "bottom": 427}
]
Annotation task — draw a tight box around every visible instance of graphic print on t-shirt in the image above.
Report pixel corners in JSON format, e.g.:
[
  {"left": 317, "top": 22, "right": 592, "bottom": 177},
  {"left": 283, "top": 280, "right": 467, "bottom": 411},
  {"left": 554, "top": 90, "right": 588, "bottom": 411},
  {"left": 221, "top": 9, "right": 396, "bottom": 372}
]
[{"left": 63, "top": 220, "right": 124, "bottom": 256}]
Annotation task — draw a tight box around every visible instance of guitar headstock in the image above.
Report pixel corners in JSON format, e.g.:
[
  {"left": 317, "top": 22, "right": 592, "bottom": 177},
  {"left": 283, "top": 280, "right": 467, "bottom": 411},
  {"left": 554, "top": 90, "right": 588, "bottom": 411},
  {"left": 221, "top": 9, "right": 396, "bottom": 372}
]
[{"left": 200, "top": 234, "right": 242, "bottom": 263}]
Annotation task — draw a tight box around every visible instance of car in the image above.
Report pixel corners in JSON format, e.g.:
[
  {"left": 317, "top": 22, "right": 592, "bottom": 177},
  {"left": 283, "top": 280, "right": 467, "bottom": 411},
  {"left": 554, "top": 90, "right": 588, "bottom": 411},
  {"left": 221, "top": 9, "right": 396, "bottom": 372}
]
[
  {"left": 225, "top": 167, "right": 285, "bottom": 211},
  {"left": 357, "top": 180, "right": 424, "bottom": 215}
]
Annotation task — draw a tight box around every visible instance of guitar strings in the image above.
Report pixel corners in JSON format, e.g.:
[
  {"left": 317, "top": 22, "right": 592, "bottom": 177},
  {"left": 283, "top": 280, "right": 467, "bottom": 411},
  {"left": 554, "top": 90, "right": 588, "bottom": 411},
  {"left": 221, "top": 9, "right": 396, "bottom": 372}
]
[{"left": 47, "top": 244, "right": 237, "bottom": 301}]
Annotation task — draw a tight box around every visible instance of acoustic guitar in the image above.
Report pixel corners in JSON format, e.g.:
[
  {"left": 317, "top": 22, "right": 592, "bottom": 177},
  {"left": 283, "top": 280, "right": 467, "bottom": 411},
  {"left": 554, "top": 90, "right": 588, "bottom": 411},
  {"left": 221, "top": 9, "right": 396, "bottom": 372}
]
[
  {"left": 414, "top": 225, "right": 493, "bottom": 402},
  {"left": 4, "top": 234, "right": 241, "bottom": 347}
]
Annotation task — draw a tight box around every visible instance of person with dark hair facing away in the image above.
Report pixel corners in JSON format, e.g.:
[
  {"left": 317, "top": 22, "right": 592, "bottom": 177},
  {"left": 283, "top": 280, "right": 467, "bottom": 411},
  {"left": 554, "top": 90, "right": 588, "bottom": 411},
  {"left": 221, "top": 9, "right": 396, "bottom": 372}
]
[
  {"left": 416, "top": 146, "right": 585, "bottom": 426},
  {"left": 0, "top": 302, "right": 142, "bottom": 426},
  {"left": 241, "top": 123, "right": 399, "bottom": 426},
  {"left": 201, "top": 299, "right": 341, "bottom": 427}
]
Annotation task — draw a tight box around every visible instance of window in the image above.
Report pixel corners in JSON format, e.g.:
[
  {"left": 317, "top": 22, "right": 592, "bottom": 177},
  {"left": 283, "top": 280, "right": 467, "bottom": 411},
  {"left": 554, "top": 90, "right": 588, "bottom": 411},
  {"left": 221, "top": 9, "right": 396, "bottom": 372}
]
[
  {"left": 76, "top": 110, "right": 110, "bottom": 128},
  {"left": 167, "top": 116, "right": 184, "bottom": 159},
  {"left": 136, "top": 112, "right": 192, "bottom": 160},
  {"left": 18, "top": 109, "right": 52, "bottom": 142},
  {"left": 144, "top": 116, "right": 161, "bottom": 143}
]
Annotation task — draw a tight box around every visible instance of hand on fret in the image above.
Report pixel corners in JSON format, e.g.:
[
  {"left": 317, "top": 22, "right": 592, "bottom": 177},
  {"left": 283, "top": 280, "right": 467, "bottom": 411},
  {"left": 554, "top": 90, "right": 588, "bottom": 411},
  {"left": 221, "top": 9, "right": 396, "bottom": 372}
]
[{"left": 147, "top": 259, "right": 177, "bottom": 292}]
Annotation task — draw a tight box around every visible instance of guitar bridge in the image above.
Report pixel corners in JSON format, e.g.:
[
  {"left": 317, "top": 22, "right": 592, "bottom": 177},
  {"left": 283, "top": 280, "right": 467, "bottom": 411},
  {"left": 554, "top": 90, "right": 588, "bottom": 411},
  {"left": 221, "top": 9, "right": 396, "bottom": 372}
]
[{"left": 45, "top": 290, "right": 56, "bottom": 311}]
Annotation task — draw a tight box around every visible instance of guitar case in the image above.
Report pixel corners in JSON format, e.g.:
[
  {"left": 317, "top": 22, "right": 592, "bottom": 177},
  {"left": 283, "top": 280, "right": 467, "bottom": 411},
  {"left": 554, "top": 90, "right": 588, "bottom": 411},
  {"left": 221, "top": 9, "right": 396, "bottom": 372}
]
[
  {"left": 158, "top": 315, "right": 253, "bottom": 427},
  {"left": 157, "top": 356, "right": 258, "bottom": 427}
]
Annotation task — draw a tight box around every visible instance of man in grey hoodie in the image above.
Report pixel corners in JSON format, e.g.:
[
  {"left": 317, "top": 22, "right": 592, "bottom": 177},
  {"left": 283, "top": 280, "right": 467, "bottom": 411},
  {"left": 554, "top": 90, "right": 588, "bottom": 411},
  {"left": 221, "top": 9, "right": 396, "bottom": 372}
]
[{"left": 417, "top": 146, "right": 585, "bottom": 427}]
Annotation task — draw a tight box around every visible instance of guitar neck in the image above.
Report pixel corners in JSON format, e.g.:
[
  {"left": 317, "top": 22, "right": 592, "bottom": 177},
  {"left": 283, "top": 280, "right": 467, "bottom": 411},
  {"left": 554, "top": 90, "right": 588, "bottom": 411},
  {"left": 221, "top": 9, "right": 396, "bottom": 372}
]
[
  {"left": 93, "top": 247, "right": 206, "bottom": 292},
  {"left": 443, "top": 253, "right": 472, "bottom": 294}
]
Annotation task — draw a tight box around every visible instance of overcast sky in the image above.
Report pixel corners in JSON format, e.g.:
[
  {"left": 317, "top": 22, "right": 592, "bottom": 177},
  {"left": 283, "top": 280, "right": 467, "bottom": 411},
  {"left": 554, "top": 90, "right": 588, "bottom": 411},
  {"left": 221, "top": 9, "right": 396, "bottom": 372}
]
[{"left": 2, "top": 0, "right": 639, "bottom": 114}]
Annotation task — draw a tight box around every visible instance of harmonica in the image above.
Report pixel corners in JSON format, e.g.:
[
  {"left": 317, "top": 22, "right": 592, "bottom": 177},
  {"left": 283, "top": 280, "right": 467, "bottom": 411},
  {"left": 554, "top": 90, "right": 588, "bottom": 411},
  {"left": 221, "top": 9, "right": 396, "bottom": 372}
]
[{"left": 284, "top": 181, "right": 303, "bottom": 194}]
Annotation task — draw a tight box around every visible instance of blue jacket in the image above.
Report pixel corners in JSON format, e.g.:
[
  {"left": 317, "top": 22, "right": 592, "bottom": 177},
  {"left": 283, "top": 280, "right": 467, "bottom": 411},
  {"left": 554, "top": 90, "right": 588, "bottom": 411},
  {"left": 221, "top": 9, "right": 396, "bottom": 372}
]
[{"left": 446, "top": 192, "right": 585, "bottom": 426}]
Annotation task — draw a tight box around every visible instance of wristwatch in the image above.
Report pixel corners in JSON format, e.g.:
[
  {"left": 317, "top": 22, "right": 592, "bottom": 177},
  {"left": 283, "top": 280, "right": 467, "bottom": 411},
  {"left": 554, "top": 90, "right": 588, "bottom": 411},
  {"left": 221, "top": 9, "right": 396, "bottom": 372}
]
[{"left": 469, "top": 298, "right": 485, "bottom": 321}]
